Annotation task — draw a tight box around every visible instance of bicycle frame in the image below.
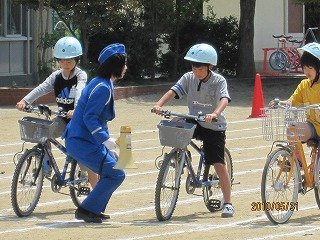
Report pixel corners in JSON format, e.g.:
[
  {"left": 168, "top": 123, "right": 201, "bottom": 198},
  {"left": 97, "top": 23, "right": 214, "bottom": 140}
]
[
  {"left": 186, "top": 141, "right": 219, "bottom": 188},
  {"left": 26, "top": 138, "right": 71, "bottom": 187},
  {"left": 289, "top": 141, "right": 318, "bottom": 190}
]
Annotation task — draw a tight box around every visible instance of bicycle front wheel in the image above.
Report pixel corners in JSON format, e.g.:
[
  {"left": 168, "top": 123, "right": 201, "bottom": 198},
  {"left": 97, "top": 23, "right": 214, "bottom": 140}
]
[
  {"left": 69, "top": 160, "right": 91, "bottom": 208},
  {"left": 261, "top": 148, "right": 299, "bottom": 224},
  {"left": 202, "top": 147, "right": 233, "bottom": 212},
  {"left": 11, "top": 148, "right": 44, "bottom": 217},
  {"left": 313, "top": 156, "right": 320, "bottom": 208},
  {"left": 155, "top": 150, "right": 183, "bottom": 221},
  {"left": 269, "top": 50, "right": 288, "bottom": 71}
]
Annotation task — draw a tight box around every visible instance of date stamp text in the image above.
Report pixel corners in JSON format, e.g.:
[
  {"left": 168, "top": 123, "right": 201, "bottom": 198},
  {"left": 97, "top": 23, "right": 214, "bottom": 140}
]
[{"left": 251, "top": 201, "right": 298, "bottom": 211}]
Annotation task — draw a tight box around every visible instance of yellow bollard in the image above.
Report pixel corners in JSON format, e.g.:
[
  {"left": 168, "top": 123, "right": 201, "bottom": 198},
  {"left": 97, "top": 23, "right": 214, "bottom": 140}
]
[{"left": 114, "top": 126, "right": 137, "bottom": 169}]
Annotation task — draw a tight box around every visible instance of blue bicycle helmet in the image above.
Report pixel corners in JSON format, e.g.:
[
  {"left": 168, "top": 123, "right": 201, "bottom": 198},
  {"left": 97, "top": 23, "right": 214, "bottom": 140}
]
[
  {"left": 98, "top": 43, "right": 126, "bottom": 65},
  {"left": 297, "top": 42, "right": 320, "bottom": 60},
  {"left": 53, "top": 36, "right": 83, "bottom": 59},
  {"left": 184, "top": 43, "right": 218, "bottom": 65}
]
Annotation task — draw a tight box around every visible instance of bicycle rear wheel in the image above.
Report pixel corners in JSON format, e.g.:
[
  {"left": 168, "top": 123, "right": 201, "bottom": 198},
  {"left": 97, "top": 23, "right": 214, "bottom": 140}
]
[
  {"left": 261, "top": 148, "right": 299, "bottom": 224},
  {"left": 11, "top": 148, "right": 44, "bottom": 217},
  {"left": 202, "top": 147, "right": 233, "bottom": 212},
  {"left": 269, "top": 50, "right": 288, "bottom": 71},
  {"left": 155, "top": 149, "right": 183, "bottom": 221},
  {"left": 69, "top": 160, "right": 91, "bottom": 208}
]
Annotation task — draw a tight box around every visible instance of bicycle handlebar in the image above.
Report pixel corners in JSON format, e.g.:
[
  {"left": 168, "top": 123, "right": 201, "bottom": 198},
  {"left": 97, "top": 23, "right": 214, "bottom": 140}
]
[
  {"left": 151, "top": 109, "right": 214, "bottom": 122},
  {"left": 24, "top": 104, "right": 67, "bottom": 118},
  {"left": 270, "top": 98, "right": 320, "bottom": 110}
]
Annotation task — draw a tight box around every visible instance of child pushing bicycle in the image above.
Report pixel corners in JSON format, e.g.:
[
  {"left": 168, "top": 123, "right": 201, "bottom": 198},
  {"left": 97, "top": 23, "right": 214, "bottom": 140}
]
[
  {"left": 269, "top": 42, "right": 320, "bottom": 142},
  {"left": 152, "top": 43, "right": 234, "bottom": 217}
]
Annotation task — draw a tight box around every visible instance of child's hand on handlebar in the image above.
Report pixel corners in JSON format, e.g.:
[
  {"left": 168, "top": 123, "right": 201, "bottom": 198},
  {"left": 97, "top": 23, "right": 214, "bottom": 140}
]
[
  {"left": 268, "top": 98, "right": 291, "bottom": 108},
  {"left": 151, "top": 105, "right": 163, "bottom": 115},
  {"left": 205, "top": 113, "right": 218, "bottom": 123},
  {"left": 16, "top": 100, "right": 27, "bottom": 111},
  {"left": 66, "top": 110, "right": 74, "bottom": 119},
  {"left": 268, "top": 98, "right": 280, "bottom": 108}
]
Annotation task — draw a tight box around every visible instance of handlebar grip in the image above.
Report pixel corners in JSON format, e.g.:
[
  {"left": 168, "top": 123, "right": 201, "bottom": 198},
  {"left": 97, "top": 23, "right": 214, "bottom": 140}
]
[{"left": 24, "top": 105, "right": 34, "bottom": 113}]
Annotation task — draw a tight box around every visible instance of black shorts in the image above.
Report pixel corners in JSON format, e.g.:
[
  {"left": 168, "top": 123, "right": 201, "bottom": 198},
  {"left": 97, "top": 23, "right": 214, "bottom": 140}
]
[{"left": 193, "top": 124, "right": 226, "bottom": 165}]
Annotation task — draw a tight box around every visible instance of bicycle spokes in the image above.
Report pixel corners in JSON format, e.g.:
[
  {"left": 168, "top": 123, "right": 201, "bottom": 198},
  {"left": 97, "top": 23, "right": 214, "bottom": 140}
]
[
  {"left": 261, "top": 148, "right": 299, "bottom": 224},
  {"left": 11, "top": 149, "right": 44, "bottom": 217}
]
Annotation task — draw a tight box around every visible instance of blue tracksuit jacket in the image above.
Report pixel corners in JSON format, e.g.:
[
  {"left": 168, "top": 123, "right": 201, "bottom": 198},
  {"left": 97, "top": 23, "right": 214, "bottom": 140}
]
[{"left": 64, "top": 76, "right": 125, "bottom": 214}]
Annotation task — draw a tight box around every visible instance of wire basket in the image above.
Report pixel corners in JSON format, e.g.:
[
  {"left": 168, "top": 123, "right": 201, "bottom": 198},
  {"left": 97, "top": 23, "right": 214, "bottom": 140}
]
[
  {"left": 157, "top": 119, "right": 196, "bottom": 149},
  {"left": 18, "top": 117, "right": 57, "bottom": 143},
  {"left": 261, "top": 108, "right": 307, "bottom": 141}
]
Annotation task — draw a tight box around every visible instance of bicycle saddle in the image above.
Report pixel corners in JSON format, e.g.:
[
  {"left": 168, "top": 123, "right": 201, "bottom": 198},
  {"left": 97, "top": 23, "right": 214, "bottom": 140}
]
[{"left": 289, "top": 39, "right": 303, "bottom": 44}]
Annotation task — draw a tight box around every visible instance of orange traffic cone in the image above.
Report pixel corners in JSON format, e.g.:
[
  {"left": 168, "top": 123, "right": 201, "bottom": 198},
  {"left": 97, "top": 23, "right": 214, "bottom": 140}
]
[{"left": 249, "top": 73, "right": 265, "bottom": 118}]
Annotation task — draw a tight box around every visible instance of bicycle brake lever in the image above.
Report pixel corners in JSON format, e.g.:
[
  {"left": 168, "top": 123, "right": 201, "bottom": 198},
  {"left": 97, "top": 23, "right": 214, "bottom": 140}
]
[
  {"left": 24, "top": 105, "right": 32, "bottom": 112},
  {"left": 163, "top": 110, "right": 171, "bottom": 119}
]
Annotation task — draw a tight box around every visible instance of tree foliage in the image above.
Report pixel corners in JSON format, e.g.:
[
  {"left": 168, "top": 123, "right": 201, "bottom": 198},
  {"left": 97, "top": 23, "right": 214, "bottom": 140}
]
[{"left": 12, "top": 0, "right": 240, "bottom": 83}]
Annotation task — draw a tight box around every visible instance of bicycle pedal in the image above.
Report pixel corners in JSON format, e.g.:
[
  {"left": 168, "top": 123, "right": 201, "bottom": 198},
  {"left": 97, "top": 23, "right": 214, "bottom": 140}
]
[
  {"left": 206, "top": 199, "right": 222, "bottom": 211},
  {"left": 79, "top": 186, "right": 90, "bottom": 195}
]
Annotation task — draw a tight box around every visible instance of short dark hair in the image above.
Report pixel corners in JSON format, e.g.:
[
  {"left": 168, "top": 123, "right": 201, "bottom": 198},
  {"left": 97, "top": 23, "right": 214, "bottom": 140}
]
[
  {"left": 55, "top": 57, "right": 80, "bottom": 63},
  {"left": 97, "top": 54, "right": 127, "bottom": 79},
  {"left": 190, "top": 61, "right": 210, "bottom": 68},
  {"left": 190, "top": 61, "right": 216, "bottom": 71},
  {"left": 300, "top": 51, "right": 320, "bottom": 71}
]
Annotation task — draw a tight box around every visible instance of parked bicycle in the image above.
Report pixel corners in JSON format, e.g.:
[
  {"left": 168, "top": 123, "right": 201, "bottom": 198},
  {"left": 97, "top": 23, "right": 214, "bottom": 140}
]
[
  {"left": 269, "top": 34, "right": 294, "bottom": 71},
  {"left": 261, "top": 101, "right": 320, "bottom": 224},
  {"left": 152, "top": 110, "right": 233, "bottom": 221},
  {"left": 269, "top": 27, "right": 318, "bottom": 72},
  {"left": 11, "top": 104, "right": 91, "bottom": 217}
]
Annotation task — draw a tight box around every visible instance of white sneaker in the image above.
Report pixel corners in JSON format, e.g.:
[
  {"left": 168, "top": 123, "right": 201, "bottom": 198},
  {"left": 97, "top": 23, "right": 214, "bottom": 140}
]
[{"left": 221, "top": 203, "right": 234, "bottom": 218}]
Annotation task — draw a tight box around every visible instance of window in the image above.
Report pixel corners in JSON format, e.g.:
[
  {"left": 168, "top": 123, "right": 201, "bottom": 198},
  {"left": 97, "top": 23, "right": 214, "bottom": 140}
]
[
  {"left": 7, "top": 1, "right": 22, "bottom": 35},
  {"left": 0, "top": 0, "right": 3, "bottom": 35},
  {"left": 285, "top": 0, "right": 304, "bottom": 38},
  {"left": 288, "top": 0, "right": 303, "bottom": 33}
]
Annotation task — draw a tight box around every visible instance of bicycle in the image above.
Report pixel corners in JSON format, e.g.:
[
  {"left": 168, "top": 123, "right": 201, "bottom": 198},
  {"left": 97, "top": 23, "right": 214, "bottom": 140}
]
[
  {"left": 269, "top": 27, "right": 318, "bottom": 72},
  {"left": 260, "top": 102, "right": 320, "bottom": 224},
  {"left": 153, "top": 110, "right": 233, "bottom": 221},
  {"left": 269, "top": 34, "right": 293, "bottom": 71},
  {"left": 11, "top": 104, "right": 91, "bottom": 217}
]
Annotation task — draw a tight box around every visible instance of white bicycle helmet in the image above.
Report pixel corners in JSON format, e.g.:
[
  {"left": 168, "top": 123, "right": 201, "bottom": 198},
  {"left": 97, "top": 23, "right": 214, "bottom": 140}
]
[
  {"left": 184, "top": 43, "right": 218, "bottom": 65},
  {"left": 53, "top": 36, "right": 83, "bottom": 59},
  {"left": 297, "top": 42, "right": 320, "bottom": 60}
]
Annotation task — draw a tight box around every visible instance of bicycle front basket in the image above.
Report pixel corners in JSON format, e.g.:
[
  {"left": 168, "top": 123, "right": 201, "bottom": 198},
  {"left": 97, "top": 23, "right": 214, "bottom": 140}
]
[
  {"left": 18, "top": 117, "right": 57, "bottom": 143},
  {"left": 261, "top": 108, "right": 286, "bottom": 141},
  {"left": 261, "top": 108, "right": 307, "bottom": 141},
  {"left": 157, "top": 119, "right": 196, "bottom": 149}
]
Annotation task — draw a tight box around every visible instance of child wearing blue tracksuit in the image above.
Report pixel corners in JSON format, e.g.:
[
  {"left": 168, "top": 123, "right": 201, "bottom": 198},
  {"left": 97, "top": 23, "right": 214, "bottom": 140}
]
[{"left": 64, "top": 43, "right": 127, "bottom": 223}]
